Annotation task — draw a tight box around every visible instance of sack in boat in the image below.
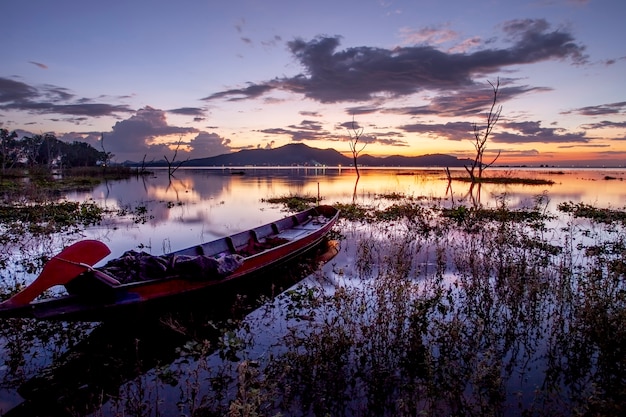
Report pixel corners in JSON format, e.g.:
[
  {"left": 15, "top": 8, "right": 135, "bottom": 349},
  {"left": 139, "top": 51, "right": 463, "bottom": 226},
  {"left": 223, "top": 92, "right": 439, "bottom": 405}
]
[
  {"left": 172, "top": 253, "right": 244, "bottom": 278},
  {"left": 100, "top": 250, "right": 243, "bottom": 283}
]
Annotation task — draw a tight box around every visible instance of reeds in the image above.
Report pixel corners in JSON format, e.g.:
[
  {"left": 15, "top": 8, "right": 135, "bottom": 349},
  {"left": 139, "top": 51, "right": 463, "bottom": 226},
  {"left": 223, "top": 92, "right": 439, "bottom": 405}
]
[{"left": 1, "top": 197, "right": 624, "bottom": 416}]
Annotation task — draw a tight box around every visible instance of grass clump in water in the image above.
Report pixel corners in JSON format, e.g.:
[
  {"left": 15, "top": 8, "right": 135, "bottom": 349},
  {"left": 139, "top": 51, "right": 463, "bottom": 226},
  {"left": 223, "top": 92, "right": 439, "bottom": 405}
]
[{"left": 262, "top": 194, "right": 319, "bottom": 212}]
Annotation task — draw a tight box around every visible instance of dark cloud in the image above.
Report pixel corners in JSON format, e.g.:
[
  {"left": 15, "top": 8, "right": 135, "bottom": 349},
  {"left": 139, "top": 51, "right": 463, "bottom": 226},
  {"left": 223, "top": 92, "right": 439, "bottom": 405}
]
[
  {"left": 105, "top": 106, "right": 197, "bottom": 160},
  {"left": 299, "top": 110, "right": 321, "bottom": 117},
  {"left": 203, "top": 83, "right": 275, "bottom": 101},
  {"left": 563, "top": 101, "right": 626, "bottom": 116},
  {"left": 385, "top": 85, "right": 550, "bottom": 117},
  {"left": 29, "top": 61, "right": 48, "bottom": 69},
  {"left": 581, "top": 120, "right": 626, "bottom": 130},
  {"left": 0, "top": 77, "right": 133, "bottom": 117},
  {"left": 168, "top": 107, "right": 206, "bottom": 116},
  {"left": 345, "top": 105, "right": 382, "bottom": 115},
  {"left": 398, "top": 119, "right": 590, "bottom": 145},
  {"left": 204, "top": 19, "right": 586, "bottom": 104},
  {"left": 337, "top": 119, "right": 408, "bottom": 146},
  {"left": 496, "top": 121, "right": 588, "bottom": 143},
  {"left": 288, "top": 119, "right": 324, "bottom": 132},
  {"left": 557, "top": 144, "right": 609, "bottom": 149},
  {"left": 258, "top": 119, "right": 406, "bottom": 147},
  {"left": 188, "top": 132, "right": 232, "bottom": 157},
  {"left": 259, "top": 119, "right": 330, "bottom": 142},
  {"left": 399, "top": 121, "right": 474, "bottom": 141},
  {"left": 0, "top": 77, "right": 39, "bottom": 103}
]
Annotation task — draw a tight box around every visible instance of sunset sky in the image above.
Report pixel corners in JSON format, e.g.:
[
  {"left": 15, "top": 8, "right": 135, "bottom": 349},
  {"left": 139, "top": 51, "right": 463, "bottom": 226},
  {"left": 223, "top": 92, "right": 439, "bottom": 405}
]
[{"left": 1, "top": 0, "right": 625, "bottom": 166}]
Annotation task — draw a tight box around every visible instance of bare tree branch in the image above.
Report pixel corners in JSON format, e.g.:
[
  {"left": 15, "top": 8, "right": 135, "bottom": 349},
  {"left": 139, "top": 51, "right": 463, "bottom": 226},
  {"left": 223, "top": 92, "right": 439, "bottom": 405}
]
[{"left": 466, "top": 78, "right": 502, "bottom": 183}]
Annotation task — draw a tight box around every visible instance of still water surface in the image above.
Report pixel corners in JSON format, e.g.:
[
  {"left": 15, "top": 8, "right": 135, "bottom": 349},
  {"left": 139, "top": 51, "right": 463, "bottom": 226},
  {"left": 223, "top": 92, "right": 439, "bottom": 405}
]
[
  {"left": 68, "top": 167, "right": 625, "bottom": 262},
  {"left": 1, "top": 167, "right": 625, "bottom": 415}
]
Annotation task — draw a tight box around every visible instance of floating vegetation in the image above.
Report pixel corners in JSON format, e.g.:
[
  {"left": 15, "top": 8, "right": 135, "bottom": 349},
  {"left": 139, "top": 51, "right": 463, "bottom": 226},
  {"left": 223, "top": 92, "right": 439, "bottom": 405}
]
[
  {"left": 558, "top": 201, "right": 626, "bottom": 224},
  {"left": 0, "top": 200, "right": 104, "bottom": 233},
  {"left": 375, "top": 191, "right": 407, "bottom": 200},
  {"left": 1, "top": 166, "right": 142, "bottom": 201},
  {"left": 451, "top": 176, "right": 555, "bottom": 185},
  {"left": 262, "top": 194, "right": 319, "bottom": 212}
]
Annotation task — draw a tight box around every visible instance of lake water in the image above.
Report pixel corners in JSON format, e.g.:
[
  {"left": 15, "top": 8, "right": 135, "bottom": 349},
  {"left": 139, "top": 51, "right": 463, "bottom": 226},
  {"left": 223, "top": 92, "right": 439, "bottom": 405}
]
[
  {"left": 67, "top": 166, "right": 625, "bottom": 262},
  {"left": 1, "top": 166, "right": 625, "bottom": 415}
]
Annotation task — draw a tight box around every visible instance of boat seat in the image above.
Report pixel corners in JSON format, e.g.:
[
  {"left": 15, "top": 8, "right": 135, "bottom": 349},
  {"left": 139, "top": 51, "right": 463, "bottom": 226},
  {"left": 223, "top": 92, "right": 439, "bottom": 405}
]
[
  {"left": 227, "top": 230, "right": 255, "bottom": 252},
  {"left": 252, "top": 224, "right": 278, "bottom": 241},
  {"left": 276, "top": 228, "right": 309, "bottom": 240}
]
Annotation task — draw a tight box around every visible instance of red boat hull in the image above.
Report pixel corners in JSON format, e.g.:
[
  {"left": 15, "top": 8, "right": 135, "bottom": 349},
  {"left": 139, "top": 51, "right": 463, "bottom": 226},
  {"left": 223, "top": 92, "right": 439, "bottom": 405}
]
[{"left": 0, "top": 205, "right": 340, "bottom": 320}]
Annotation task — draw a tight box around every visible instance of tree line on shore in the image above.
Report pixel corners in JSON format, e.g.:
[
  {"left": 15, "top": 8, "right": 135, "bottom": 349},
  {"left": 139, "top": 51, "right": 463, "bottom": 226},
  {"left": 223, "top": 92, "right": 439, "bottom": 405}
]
[{"left": 0, "top": 129, "right": 110, "bottom": 174}]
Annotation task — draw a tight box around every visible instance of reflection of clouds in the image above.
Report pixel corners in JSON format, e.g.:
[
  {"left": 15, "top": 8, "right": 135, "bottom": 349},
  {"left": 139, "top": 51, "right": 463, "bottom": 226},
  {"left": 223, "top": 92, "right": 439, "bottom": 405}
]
[{"left": 71, "top": 167, "right": 626, "bottom": 262}]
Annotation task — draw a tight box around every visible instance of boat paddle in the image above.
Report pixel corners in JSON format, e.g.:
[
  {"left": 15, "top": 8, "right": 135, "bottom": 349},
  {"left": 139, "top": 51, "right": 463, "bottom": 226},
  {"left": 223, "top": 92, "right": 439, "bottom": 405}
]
[{"left": 0, "top": 240, "right": 111, "bottom": 309}]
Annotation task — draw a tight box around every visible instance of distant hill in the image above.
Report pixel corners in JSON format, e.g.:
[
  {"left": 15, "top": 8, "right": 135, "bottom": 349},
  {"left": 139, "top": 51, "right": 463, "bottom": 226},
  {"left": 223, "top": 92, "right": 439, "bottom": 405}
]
[
  {"left": 145, "top": 143, "right": 471, "bottom": 167},
  {"left": 358, "top": 153, "right": 471, "bottom": 167},
  {"left": 184, "top": 143, "right": 348, "bottom": 167}
]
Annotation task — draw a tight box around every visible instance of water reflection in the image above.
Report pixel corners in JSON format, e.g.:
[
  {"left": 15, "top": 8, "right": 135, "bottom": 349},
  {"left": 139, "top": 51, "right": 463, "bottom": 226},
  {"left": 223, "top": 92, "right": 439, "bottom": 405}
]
[
  {"left": 1, "top": 167, "right": 625, "bottom": 415},
  {"left": 0, "top": 243, "right": 332, "bottom": 416},
  {"left": 73, "top": 167, "right": 626, "bottom": 211},
  {"left": 61, "top": 167, "right": 626, "bottom": 263}
]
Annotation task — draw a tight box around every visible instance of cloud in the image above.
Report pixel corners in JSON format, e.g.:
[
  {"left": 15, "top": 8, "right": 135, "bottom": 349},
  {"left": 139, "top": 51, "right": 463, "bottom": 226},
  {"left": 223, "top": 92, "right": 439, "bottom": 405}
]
[
  {"left": 0, "top": 77, "right": 133, "bottom": 118},
  {"left": 496, "top": 121, "right": 588, "bottom": 143},
  {"left": 399, "top": 121, "right": 474, "bottom": 141},
  {"left": 397, "top": 119, "right": 590, "bottom": 145},
  {"left": 168, "top": 107, "right": 206, "bottom": 116},
  {"left": 188, "top": 132, "right": 232, "bottom": 157},
  {"left": 204, "top": 19, "right": 586, "bottom": 104},
  {"left": 299, "top": 110, "right": 321, "bottom": 117},
  {"left": 105, "top": 106, "right": 197, "bottom": 160},
  {"left": 259, "top": 119, "right": 330, "bottom": 142},
  {"left": 345, "top": 105, "right": 382, "bottom": 115},
  {"left": 29, "top": 61, "right": 48, "bottom": 69},
  {"left": 384, "top": 84, "right": 550, "bottom": 118},
  {"left": 563, "top": 101, "right": 626, "bottom": 116},
  {"left": 203, "top": 83, "right": 275, "bottom": 102},
  {"left": 581, "top": 120, "right": 626, "bottom": 130},
  {"left": 257, "top": 118, "right": 408, "bottom": 147}
]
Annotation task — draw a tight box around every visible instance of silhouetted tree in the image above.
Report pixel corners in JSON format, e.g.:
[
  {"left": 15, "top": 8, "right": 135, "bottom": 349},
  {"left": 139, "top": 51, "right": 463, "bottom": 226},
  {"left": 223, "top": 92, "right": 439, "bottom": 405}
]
[
  {"left": 0, "top": 128, "right": 18, "bottom": 176},
  {"left": 37, "top": 133, "right": 62, "bottom": 168},
  {"left": 61, "top": 141, "right": 107, "bottom": 167},
  {"left": 347, "top": 117, "right": 368, "bottom": 179},
  {"left": 465, "top": 78, "right": 502, "bottom": 184},
  {"left": 99, "top": 133, "right": 114, "bottom": 167},
  {"left": 164, "top": 135, "right": 189, "bottom": 178}
]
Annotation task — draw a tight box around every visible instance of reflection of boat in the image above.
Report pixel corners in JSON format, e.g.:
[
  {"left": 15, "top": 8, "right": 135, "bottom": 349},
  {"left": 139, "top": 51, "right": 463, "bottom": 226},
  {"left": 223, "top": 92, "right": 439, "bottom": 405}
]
[
  {"left": 0, "top": 205, "right": 339, "bottom": 320},
  {"left": 3, "top": 240, "right": 340, "bottom": 415}
]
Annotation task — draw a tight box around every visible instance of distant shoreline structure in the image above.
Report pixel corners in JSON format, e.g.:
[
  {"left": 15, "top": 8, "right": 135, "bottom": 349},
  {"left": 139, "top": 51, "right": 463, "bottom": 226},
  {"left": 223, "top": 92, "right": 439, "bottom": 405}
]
[
  {"left": 123, "top": 143, "right": 626, "bottom": 169},
  {"left": 147, "top": 164, "right": 626, "bottom": 169}
]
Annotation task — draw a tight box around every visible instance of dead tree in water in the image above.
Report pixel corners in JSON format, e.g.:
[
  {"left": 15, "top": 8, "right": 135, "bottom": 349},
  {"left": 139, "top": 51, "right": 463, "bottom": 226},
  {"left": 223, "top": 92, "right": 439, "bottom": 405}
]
[
  {"left": 164, "top": 135, "right": 189, "bottom": 178},
  {"left": 465, "top": 78, "right": 502, "bottom": 183},
  {"left": 347, "top": 117, "right": 368, "bottom": 179},
  {"left": 100, "top": 133, "right": 114, "bottom": 168}
]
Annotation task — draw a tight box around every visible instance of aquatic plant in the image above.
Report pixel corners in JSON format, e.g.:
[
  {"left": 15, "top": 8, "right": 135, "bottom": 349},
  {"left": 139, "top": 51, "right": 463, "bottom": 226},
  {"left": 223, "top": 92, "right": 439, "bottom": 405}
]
[{"left": 1, "top": 194, "right": 625, "bottom": 416}]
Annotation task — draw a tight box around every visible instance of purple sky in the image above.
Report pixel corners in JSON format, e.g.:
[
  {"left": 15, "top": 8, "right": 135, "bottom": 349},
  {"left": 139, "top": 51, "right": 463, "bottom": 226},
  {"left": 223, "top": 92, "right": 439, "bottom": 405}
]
[{"left": 1, "top": 0, "right": 625, "bottom": 165}]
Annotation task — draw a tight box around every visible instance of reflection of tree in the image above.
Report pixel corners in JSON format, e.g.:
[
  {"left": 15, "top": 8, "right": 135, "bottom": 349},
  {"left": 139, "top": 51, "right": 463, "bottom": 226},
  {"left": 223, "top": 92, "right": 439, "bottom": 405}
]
[
  {"left": 165, "top": 175, "right": 188, "bottom": 201},
  {"left": 352, "top": 175, "right": 360, "bottom": 204}
]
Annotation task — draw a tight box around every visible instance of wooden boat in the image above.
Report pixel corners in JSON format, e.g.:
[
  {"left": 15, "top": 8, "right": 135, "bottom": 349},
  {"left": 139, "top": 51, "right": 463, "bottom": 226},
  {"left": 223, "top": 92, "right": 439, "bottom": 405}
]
[{"left": 0, "top": 205, "right": 340, "bottom": 320}]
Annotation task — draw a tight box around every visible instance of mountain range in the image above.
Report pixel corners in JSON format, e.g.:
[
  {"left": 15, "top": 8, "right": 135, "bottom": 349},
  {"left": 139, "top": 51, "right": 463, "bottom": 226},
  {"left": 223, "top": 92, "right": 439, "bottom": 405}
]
[{"left": 142, "top": 143, "right": 472, "bottom": 167}]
